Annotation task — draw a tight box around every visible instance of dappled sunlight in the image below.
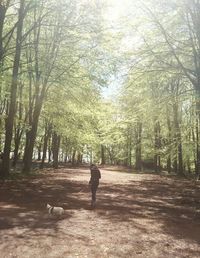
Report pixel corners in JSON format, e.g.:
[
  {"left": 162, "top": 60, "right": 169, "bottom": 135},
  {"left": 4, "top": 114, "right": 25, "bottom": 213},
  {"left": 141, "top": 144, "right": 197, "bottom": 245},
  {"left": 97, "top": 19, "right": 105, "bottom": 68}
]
[
  {"left": 0, "top": 0, "right": 200, "bottom": 257},
  {"left": 1, "top": 166, "right": 200, "bottom": 257}
]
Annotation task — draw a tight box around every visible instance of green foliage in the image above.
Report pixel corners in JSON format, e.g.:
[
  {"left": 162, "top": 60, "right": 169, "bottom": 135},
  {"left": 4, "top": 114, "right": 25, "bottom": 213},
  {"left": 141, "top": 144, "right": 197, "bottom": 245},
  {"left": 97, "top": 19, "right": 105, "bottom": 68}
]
[{"left": 0, "top": 0, "right": 200, "bottom": 174}]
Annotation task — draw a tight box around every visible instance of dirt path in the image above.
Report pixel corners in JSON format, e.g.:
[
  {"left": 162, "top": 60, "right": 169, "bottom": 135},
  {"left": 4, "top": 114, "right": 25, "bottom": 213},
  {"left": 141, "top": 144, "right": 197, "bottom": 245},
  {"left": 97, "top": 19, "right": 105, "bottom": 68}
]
[{"left": 0, "top": 166, "right": 200, "bottom": 258}]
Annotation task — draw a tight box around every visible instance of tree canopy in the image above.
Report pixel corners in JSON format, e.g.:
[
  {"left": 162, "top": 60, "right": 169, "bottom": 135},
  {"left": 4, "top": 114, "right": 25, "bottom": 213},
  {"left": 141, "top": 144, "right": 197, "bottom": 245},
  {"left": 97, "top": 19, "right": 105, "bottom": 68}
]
[{"left": 0, "top": 0, "right": 200, "bottom": 178}]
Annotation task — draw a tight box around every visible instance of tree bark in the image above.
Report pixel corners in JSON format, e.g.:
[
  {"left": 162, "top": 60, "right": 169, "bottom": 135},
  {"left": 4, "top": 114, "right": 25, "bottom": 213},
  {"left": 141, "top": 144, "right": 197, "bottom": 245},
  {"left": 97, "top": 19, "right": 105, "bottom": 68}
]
[
  {"left": 154, "top": 120, "right": 161, "bottom": 172},
  {"left": 135, "top": 121, "right": 142, "bottom": 170},
  {"left": 23, "top": 96, "right": 44, "bottom": 173},
  {"left": 195, "top": 116, "right": 200, "bottom": 177},
  {"left": 0, "top": 0, "right": 25, "bottom": 178},
  {"left": 100, "top": 144, "right": 105, "bottom": 165},
  {"left": 37, "top": 143, "right": 42, "bottom": 161},
  {"left": 12, "top": 82, "right": 24, "bottom": 167},
  {"left": 40, "top": 122, "right": 51, "bottom": 169},
  {"left": 52, "top": 131, "right": 60, "bottom": 169},
  {"left": 166, "top": 106, "right": 172, "bottom": 173},
  {"left": 0, "top": 3, "right": 6, "bottom": 63},
  {"left": 12, "top": 128, "right": 23, "bottom": 167},
  {"left": 173, "top": 101, "right": 183, "bottom": 175},
  {"left": 72, "top": 149, "right": 76, "bottom": 166}
]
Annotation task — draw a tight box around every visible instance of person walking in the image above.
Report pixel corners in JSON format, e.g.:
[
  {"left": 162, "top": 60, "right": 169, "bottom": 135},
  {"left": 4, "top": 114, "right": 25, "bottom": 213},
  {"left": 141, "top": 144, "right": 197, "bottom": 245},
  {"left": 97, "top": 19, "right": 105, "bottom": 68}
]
[{"left": 89, "top": 164, "right": 101, "bottom": 208}]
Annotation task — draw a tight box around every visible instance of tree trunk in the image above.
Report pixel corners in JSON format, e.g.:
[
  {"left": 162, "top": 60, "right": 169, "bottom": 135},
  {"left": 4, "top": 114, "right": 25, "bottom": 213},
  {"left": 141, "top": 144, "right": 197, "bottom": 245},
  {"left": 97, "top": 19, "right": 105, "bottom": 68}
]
[
  {"left": 0, "top": 0, "right": 25, "bottom": 178},
  {"left": 52, "top": 131, "right": 60, "bottom": 169},
  {"left": 195, "top": 110, "right": 200, "bottom": 178},
  {"left": 173, "top": 101, "right": 183, "bottom": 175},
  {"left": 178, "top": 142, "right": 183, "bottom": 175},
  {"left": 48, "top": 137, "right": 52, "bottom": 162},
  {"left": 0, "top": 3, "right": 6, "bottom": 63},
  {"left": 166, "top": 107, "right": 172, "bottom": 173},
  {"left": 12, "top": 82, "right": 24, "bottom": 167},
  {"left": 187, "top": 158, "right": 191, "bottom": 174},
  {"left": 154, "top": 120, "right": 161, "bottom": 172},
  {"left": 173, "top": 159, "right": 178, "bottom": 174},
  {"left": 77, "top": 152, "right": 82, "bottom": 164},
  {"left": 37, "top": 144, "right": 41, "bottom": 161},
  {"left": 125, "top": 128, "right": 132, "bottom": 167},
  {"left": 40, "top": 123, "right": 51, "bottom": 169},
  {"left": 129, "top": 139, "right": 132, "bottom": 167},
  {"left": 12, "top": 129, "right": 22, "bottom": 167},
  {"left": 72, "top": 149, "right": 76, "bottom": 166},
  {"left": 167, "top": 157, "right": 171, "bottom": 173},
  {"left": 23, "top": 96, "right": 44, "bottom": 173},
  {"left": 135, "top": 121, "right": 142, "bottom": 170},
  {"left": 100, "top": 144, "right": 105, "bottom": 165}
]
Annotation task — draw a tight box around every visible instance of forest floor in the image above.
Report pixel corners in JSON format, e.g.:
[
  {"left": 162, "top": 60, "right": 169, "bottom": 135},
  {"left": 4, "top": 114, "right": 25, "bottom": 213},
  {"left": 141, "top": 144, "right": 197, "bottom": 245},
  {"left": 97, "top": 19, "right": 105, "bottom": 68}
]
[{"left": 0, "top": 165, "right": 200, "bottom": 258}]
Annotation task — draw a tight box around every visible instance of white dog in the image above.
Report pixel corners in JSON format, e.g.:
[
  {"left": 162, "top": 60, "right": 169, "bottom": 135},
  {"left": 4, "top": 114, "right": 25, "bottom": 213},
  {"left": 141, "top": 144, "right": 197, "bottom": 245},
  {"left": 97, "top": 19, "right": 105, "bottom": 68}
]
[{"left": 46, "top": 203, "right": 65, "bottom": 216}]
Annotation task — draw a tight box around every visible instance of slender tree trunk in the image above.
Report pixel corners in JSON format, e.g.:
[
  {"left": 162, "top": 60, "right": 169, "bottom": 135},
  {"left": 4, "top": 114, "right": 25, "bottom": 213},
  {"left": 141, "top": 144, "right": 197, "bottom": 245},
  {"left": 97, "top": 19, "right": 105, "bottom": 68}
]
[
  {"left": 124, "top": 141, "right": 129, "bottom": 166},
  {"left": 195, "top": 116, "right": 200, "bottom": 178},
  {"left": 107, "top": 147, "right": 114, "bottom": 165},
  {"left": 0, "top": 3, "right": 6, "bottom": 151},
  {"left": 48, "top": 137, "right": 52, "bottom": 162},
  {"left": 13, "top": 136, "right": 20, "bottom": 167},
  {"left": 173, "top": 101, "right": 183, "bottom": 175},
  {"left": 173, "top": 159, "right": 178, "bottom": 174},
  {"left": 166, "top": 107, "right": 172, "bottom": 173},
  {"left": 23, "top": 97, "right": 44, "bottom": 173},
  {"left": 0, "top": 3, "right": 6, "bottom": 63},
  {"left": 101, "top": 144, "right": 105, "bottom": 165},
  {"left": 12, "top": 129, "right": 23, "bottom": 167},
  {"left": 1, "top": 0, "right": 25, "bottom": 178},
  {"left": 154, "top": 120, "right": 161, "bottom": 172},
  {"left": 12, "top": 82, "right": 24, "bottom": 167},
  {"left": 125, "top": 129, "right": 132, "bottom": 167},
  {"left": 192, "top": 124, "right": 197, "bottom": 174},
  {"left": 40, "top": 123, "right": 51, "bottom": 169},
  {"left": 167, "top": 157, "right": 171, "bottom": 173},
  {"left": 52, "top": 131, "right": 60, "bottom": 169},
  {"left": 135, "top": 121, "right": 142, "bottom": 170},
  {"left": 77, "top": 152, "right": 82, "bottom": 164},
  {"left": 72, "top": 149, "right": 76, "bottom": 166},
  {"left": 129, "top": 139, "right": 132, "bottom": 167},
  {"left": 37, "top": 143, "right": 42, "bottom": 161},
  {"left": 178, "top": 142, "right": 183, "bottom": 174}
]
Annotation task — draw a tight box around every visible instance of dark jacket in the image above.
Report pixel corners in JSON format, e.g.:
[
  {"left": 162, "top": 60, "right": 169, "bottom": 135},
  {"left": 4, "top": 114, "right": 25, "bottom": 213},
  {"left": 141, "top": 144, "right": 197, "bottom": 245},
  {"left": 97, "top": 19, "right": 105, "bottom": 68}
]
[{"left": 89, "top": 167, "right": 101, "bottom": 184}]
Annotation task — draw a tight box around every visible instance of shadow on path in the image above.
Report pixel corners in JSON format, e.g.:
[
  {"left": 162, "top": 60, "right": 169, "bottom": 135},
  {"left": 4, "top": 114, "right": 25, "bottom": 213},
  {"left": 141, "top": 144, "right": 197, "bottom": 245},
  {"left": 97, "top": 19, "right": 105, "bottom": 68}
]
[{"left": 0, "top": 167, "right": 200, "bottom": 250}]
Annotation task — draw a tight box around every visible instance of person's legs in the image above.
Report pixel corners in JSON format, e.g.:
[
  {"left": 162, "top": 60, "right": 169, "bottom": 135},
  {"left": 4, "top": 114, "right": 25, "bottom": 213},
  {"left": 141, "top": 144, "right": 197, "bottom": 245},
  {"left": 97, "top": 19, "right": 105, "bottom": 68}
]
[
  {"left": 91, "top": 182, "right": 99, "bottom": 207},
  {"left": 91, "top": 185, "right": 97, "bottom": 202}
]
